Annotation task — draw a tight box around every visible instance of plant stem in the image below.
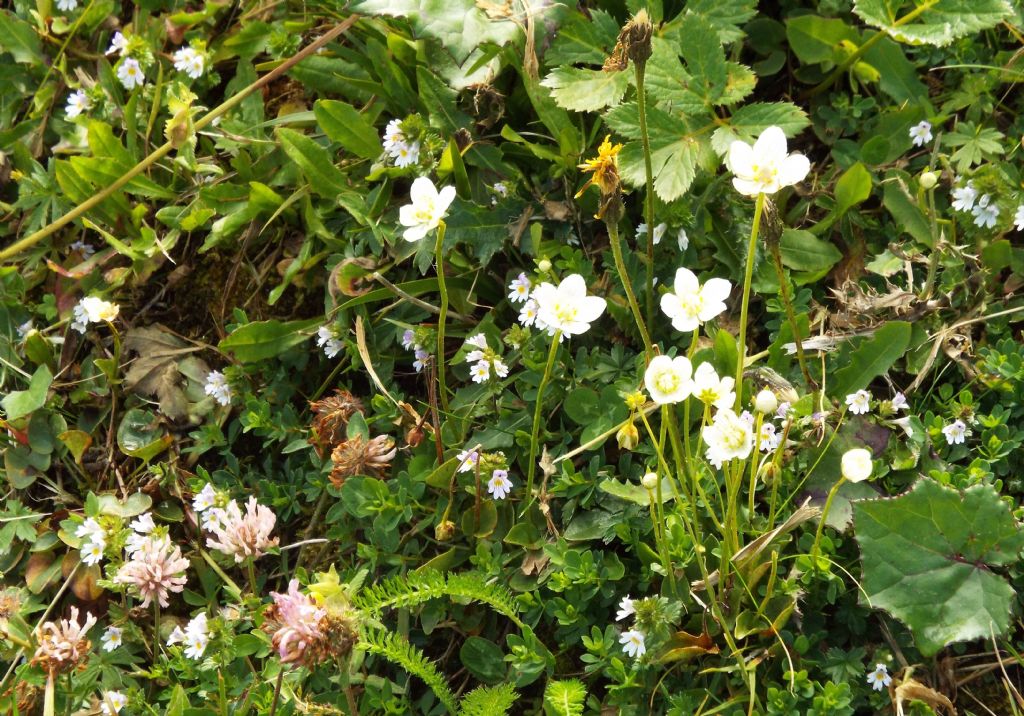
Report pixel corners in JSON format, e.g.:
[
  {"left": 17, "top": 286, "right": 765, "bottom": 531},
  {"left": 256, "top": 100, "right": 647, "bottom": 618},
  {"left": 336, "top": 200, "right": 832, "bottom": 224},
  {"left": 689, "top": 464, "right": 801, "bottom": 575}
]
[
  {"left": 607, "top": 220, "right": 653, "bottom": 361},
  {"left": 153, "top": 601, "right": 161, "bottom": 657},
  {"left": 767, "top": 237, "right": 816, "bottom": 394},
  {"left": 269, "top": 670, "right": 285, "bottom": 716},
  {"left": 433, "top": 221, "right": 450, "bottom": 414},
  {"left": 635, "top": 60, "right": 656, "bottom": 329},
  {"left": 735, "top": 193, "right": 766, "bottom": 407},
  {"left": 247, "top": 558, "right": 259, "bottom": 594},
  {"left": 810, "top": 476, "right": 846, "bottom": 568},
  {"left": 523, "top": 332, "right": 561, "bottom": 511}
]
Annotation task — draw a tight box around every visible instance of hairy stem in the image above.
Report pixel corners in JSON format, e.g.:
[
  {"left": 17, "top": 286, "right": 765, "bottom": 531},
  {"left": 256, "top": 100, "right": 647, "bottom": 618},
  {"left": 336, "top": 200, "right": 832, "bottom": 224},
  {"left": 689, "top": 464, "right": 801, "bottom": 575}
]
[
  {"left": 607, "top": 220, "right": 653, "bottom": 361},
  {"left": 635, "top": 60, "right": 656, "bottom": 329},
  {"left": 523, "top": 332, "right": 561, "bottom": 511},
  {"left": 434, "top": 221, "right": 450, "bottom": 414}
]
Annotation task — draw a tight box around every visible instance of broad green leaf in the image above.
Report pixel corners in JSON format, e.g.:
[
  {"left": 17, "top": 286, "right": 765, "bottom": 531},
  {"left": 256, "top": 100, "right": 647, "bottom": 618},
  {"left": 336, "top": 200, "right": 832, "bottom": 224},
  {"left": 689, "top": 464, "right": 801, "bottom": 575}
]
[
  {"left": 313, "top": 100, "right": 381, "bottom": 159},
  {"left": 862, "top": 36, "right": 931, "bottom": 106},
  {"left": 834, "top": 162, "right": 873, "bottom": 216},
  {"left": 785, "top": 15, "right": 857, "bottom": 64},
  {"left": 829, "top": 321, "right": 911, "bottom": 398},
  {"left": 545, "top": 9, "right": 620, "bottom": 66},
  {"left": 540, "top": 66, "right": 630, "bottom": 112},
  {"left": 598, "top": 478, "right": 674, "bottom": 505},
  {"left": 854, "top": 480, "right": 1024, "bottom": 656},
  {"left": 219, "top": 318, "right": 322, "bottom": 363},
  {"left": 116, "top": 408, "right": 173, "bottom": 461},
  {"left": 444, "top": 201, "right": 520, "bottom": 265},
  {"left": 882, "top": 175, "right": 933, "bottom": 246},
  {"left": 676, "top": 14, "right": 728, "bottom": 107},
  {"left": 679, "top": 0, "right": 758, "bottom": 42},
  {"left": 853, "top": 0, "right": 1012, "bottom": 47},
  {"left": 779, "top": 229, "right": 842, "bottom": 273},
  {"left": 276, "top": 127, "right": 349, "bottom": 197},
  {"left": 459, "top": 636, "right": 506, "bottom": 684},
  {"left": 1, "top": 365, "right": 52, "bottom": 421},
  {"left": 0, "top": 11, "right": 42, "bottom": 64}
]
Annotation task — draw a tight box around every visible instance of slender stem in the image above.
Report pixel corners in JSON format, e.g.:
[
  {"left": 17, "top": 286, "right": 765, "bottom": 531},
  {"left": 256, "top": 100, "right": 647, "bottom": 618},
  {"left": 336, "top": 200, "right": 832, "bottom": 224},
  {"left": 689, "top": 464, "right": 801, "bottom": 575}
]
[
  {"left": 748, "top": 413, "right": 764, "bottom": 517},
  {"left": 153, "top": 601, "right": 161, "bottom": 658},
  {"left": 523, "top": 332, "right": 561, "bottom": 511},
  {"left": 607, "top": 220, "right": 653, "bottom": 361},
  {"left": 921, "top": 186, "right": 941, "bottom": 299},
  {"left": 635, "top": 60, "right": 656, "bottom": 329},
  {"left": 767, "top": 238, "right": 816, "bottom": 394},
  {"left": 735, "top": 193, "right": 766, "bottom": 407},
  {"left": 247, "top": 558, "right": 259, "bottom": 594},
  {"left": 810, "top": 477, "right": 847, "bottom": 567},
  {"left": 647, "top": 487, "right": 676, "bottom": 596},
  {"left": 269, "top": 670, "right": 285, "bottom": 716},
  {"left": 44, "top": 673, "right": 56, "bottom": 716},
  {"left": 433, "top": 221, "right": 450, "bottom": 414}
]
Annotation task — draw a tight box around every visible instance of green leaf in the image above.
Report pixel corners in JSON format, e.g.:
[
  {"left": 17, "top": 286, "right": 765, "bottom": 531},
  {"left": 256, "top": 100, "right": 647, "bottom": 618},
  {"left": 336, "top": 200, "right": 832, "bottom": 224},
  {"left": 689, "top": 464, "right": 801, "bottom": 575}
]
[
  {"left": 598, "top": 478, "right": 674, "bottom": 505},
  {"left": 459, "top": 684, "right": 518, "bottom": 716},
  {"left": 0, "top": 11, "right": 43, "bottom": 64},
  {"left": 727, "top": 102, "right": 810, "bottom": 138},
  {"left": 545, "top": 9, "right": 620, "bottom": 66},
  {"left": 459, "top": 636, "right": 506, "bottom": 684},
  {"left": 829, "top": 321, "right": 911, "bottom": 398},
  {"left": 853, "top": 0, "right": 1012, "bottom": 47},
  {"left": 219, "top": 318, "right": 321, "bottom": 363},
  {"left": 1, "top": 365, "right": 52, "bottom": 421},
  {"left": 779, "top": 229, "right": 842, "bottom": 273},
  {"left": 680, "top": 0, "right": 758, "bottom": 43},
  {"left": 313, "top": 100, "right": 381, "bottom": 159},
  {"left": 676, "top": 13, "right": 728, "bottom": 107},
  {"left": 166, "top": 684, "right": 191, "bottom": 716},
  {"left": 882, "top": 174, "right": 933, "bottom": 246},
  {"left": 785, "top": 15, "right": 857, "bottom": 65},
  {"left": 540, "top": 66, "right": 630, "bottom": 112},
  {"left": 276, "top": 127, "right": 349, "bottom": 197},
  {"left": 543, "top": 679, "right": 587, "bottom": 716},
  {"left": 854, "top": 479, "right": 1024, "bottom": 656},
  {"left": 834, "top": 162, "right": 873, "bottom": 216}
]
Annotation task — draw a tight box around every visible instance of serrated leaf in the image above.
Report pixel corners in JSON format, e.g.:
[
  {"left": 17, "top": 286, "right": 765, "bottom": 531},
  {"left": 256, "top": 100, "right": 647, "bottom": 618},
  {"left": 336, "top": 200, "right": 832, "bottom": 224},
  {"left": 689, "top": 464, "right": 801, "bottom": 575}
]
[
  {"left": 540, "top": 66, "right": 630, "bottom": 112},
  {"left": 545, "top": 9, "right": 620, "bottom": 66},
  {"left": 854, "top": 479, "right": 1024, "bottom": 656},
  {"left": 853, "top": 0, "right": 1012, "bottom": 47},
  {"left": 677, "top": 14, "right": 728, "bottom": 107},
  {"left": 829, "top": 321, "right": 911, "bottom": 398},
  {"left": 681, "top": 0, "right": 758, "bottom": 42}
]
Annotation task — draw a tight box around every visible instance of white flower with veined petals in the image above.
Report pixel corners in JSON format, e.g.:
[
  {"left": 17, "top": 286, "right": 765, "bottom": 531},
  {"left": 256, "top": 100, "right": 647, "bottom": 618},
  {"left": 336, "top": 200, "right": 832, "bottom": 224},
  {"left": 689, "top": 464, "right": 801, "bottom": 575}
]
[
  {"left": 413, "top": 348, "right": 430, "bottom": 373},
  {"left": 117, "top": 58, "right": 145, "bottom": 90},
  {"left": 615, "top": 595, "right": 635, "bottom": 622},
  {"left": 71, "top": 296, "right": 119, "bottom": 333},
  {"left": 101, "top": 626, "right": 122, "bottom": 652},
  {"left": 636, "top": 223, "right": 667, "bottom": 246},
  {"left": 465, "top": 333, "right": 488, "bottom": 351},
  {"left": 204, "top": 370, "right": 232, "bottom": 406},
  {"left": 493, "top": 359, "right": 509, "bottom": 378},
  {"left": 845, "top": 389, "right": 871, "bottom": 415},
  {"left": 65, "top": 90, "right": 91, "bottom": 119},
  {"left": 691, "top": 362, "right": 736, "bottom": 411},
  {"left": 100, "top": 690, "right": 128, "bottom": 715},
  {"left": 470, "top": 361, "right": 490, "bottom": 383},
  {"left": 393, "top": 140, "right": 421, "bottom": 168},
  {"left": 867, "top": 663, "right": 892, "bottom": 692},
  {"left": 76, "top": 517, "right": 105, "bottom": 544},
  {"left": 184, "top": 615, "right": 209, "bottom": 659},
  {"left": 193, "top": 483, "right": 217, "bottom": 512},
  {"left": 531, "top": 274, "right": 607, "bottom": 340},
  {"left": 173, "top": 46, "right": 197, "bottom": 73},
  {"left": 456, "top": 449, "right": 479, "bottom": 473},
  {"left": 487, "top": 469, "right": 512, "bottom": 500},
  {"left": 106, "top": 31, "right": 128, "bottom": 56},
  {"left": 382, "top": 119, "right": 404, "bottom": 153},
  {"left": 399, "top": 177, "right": 456, "bottom": 242},
  {"left": 972, "top": 194, "right": 999, "bottom": 228},
  {"left": 56, "top": 0, "right": 78, "bottom": 11},
  {"left": 676, "top": 227, "right": 689, "bottom": 251},
  {"left": 1014, "top": 204, "right": 1024, "bottom": 231},
  {"left": 703, "top": 408, "right": 754, "bottom": 469},
  {"left": 891, "top": 392, "right": 909, "bottom": 411},
  {"left": 167, "top": 625, "right": 187, "bottom": 646},
  {"left": 508, "top": 273, "right": 532, "bottom": 303},
  {"left": 186, "top": 53, "right": 205, "bottom": 79},
  {"left": 660, "top": 267, "right": 731, "bottom": 333},
  {"left": 82, "top": 541, "right": 105, "bottom": 566},
  {"left": 316, "top": 326, "right": 343, "bottom": 358},
  {"left": 758, "top": 422, "right": 780, "bottom": 452},
  {"left": 401, "top": 329, "right": 416, "bottom": 350},
  {"left": 908, "top": 121, "right": 933, "bottom": 147},
  {"left": 644, "top": 355, "right": 693, "bottom": 405},
  {"left": 130, "top": 512, "right": 155, "bottom": 534},
  {"left": 619, "top": 629, "right": 646, "bottom": 658},
  {"left": 518, "top": 299, "right": 539, "bottom": 327},
  {"left": 942, "top": 419, "right": 967, "bottom": 445},
  {"left": 726, "top": 126, "right": 810, "bottom": 196},
  {"left": 951, "top": 181, "right": 977, "bottom": 212}
]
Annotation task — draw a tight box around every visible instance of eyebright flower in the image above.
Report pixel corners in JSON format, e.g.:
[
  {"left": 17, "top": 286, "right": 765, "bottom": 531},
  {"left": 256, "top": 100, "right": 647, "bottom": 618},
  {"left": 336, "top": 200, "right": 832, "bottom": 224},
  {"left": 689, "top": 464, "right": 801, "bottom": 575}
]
[
  {"left": 117, "top": 58, "right": 145, "bottom": 90},
  {"left": 615, "top": 595, "right": 635, "bottom": 622},
  {"left": 71, "top": 296, "right": 119, "bottom": 333},
  {"left": 508, "top": 273, "right": 532, "bottom": 303},
  {"left": 193, "top": 483, "right": 218, "bottom": 513},
  {"left": 845, "top": 389, "right": 872, "bottom": 415},
  {"left": 392, "top": 141, "right": 421, "bottom": 168},
  {"left": 100, "top": 690, "right": 128, "bottom": 715},
  {"left": 413, "top": 347, "right": 430, "bottom": 373},
  {"left": 316, "top": 325, "right": 344, "bottom": 358},
  {"left": 382, "top": 119, "right": 405, "bottom": 153},
  {"left": 659, "top": 267, "right": 731, "bottom": 333},
  {"left": 891, "top": 392, "right": 909, "bottom": 411},
  {"left": 106, "top": 31, "right": 128, "bottom": 56},
  {"left": 82, "top": 541, "right": 105, "bottom": 566},
  {"left": 644, "top": 355, "right": 693, "bottom": 405},
  {"left": 491, "top": 182, "right": 509, "bottom": 203},
  {"left": 531, "top": 273, "right": 607, "bottom": 339},
  {"left": 56, "top": 0, "right": 77, "bottom": 11},
  {"left": 168, "top": 612, "right": 209, "bottom": 659},
  {"left": 518, "top": 298, "right": 539, "bottom": 327},
  {"left": 65, "top": 90, "right": 91, "bottom": 119},
  {"left": 487, "top": 469, "right": 513, "bottom": 500},
  {"left": 266, "top": 580, "right": 329, "bottom": 666},
  {"left": 398, "top": 177, "right": 456, "bottom": 242},
  {"left": 69, "top": 239, "right": 95, "bottom": 258},
  {"left": 867, "top": 663, "right": 892, "bottom": 691},
  {"left": 1014, "top": 204, "right": 1024, "bottom": 231},
  {"left": 101, "top": 626, "right": 122, "bottom": 652},
  {"left": 841, "top": 448, "right": 873, "bottom": 482},
  {"left": 31, "top": 607, "right": 97, "bottom": 676},
  {"left": 726, "top": 126, "right": 810, "bottom": 196},
  {"left": 951, "top": 181, "right": 977, "bottom": 212},
  {"left": 204, "top": 370, "right": 232, "bottom": 406},
  {"left": 470, "top": 361, "right": 490, "bottom": 383},
  {"left": 776, "top": 401, "right": 792, "bottom": 420},
  {"left": 692, "top": 363, "right": 736, "bottom": 411},
  {"left": 758, "top": 422, "right": 781, "bottom": 452},
  {"left": 76, "top": 517, "right": 105, "bottom": 544},
  {"left": 908, "top": 120, "right": 933, "bottom": 147},
  {"left": 942, "top": 419, "right": 967, "bottom": 445},
  {"left": 972, "top": 194, "right": 999, "bottom": 228},
  {"left": 456, "top": 449, "right": 480, "bottom": 473},
  {"left": 115, "top": 534, "right": 189, "bottom": 607},
  {"left": 172, "top": 45, "right": 205, "bottom": 79},
  {"left": 619, "top": 629, "right": 646, "bottom": 658},
  {"left": 703, "top": 408, "right": 754, "bottom": 469},
  {"left": 636, "top": 222, "right": 667, "bottom": 245},
  {"left": 205, "top": 497, "right": 279, "bottom": 563},
  {"left": 329, "top": 434, "right": 397, "bottom": 486}
]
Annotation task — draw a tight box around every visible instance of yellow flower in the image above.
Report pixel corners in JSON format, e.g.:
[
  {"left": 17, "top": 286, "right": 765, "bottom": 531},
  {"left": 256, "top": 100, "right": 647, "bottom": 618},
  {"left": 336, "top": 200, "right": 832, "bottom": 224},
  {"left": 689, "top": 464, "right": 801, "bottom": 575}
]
[{"left": 576, "top": 135, "right": 623, "bottom": 198}]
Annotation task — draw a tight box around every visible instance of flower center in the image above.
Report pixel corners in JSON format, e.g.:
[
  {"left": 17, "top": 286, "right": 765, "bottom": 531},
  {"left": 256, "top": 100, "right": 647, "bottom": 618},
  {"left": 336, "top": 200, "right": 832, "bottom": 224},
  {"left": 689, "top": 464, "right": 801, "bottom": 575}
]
[
  {"left": 552, "top": 301, "right": 578, "bottom": 324},
  {"left": 655, "top": 370, "right": 679, "bottom": 394}
]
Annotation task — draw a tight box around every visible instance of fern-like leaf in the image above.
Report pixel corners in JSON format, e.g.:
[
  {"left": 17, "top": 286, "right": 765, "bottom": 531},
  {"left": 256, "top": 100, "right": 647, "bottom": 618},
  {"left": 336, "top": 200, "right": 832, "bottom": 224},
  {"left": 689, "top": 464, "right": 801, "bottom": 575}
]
[
  {"left": 458, "top": 684, "right": 518, "bottom": 716},
  {"left": 544, "top": 679, "right": 586, "bottom": 716},
  {"left": 358, "top": 628, "right": 458, "bottom": 715},
  {"left": 354, "top": 570, "right": 522, "bottom": 626}
]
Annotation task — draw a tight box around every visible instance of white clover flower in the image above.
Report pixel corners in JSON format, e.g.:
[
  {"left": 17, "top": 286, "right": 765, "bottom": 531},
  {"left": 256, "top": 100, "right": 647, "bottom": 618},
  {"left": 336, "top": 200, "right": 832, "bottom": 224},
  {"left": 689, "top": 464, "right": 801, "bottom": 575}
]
[
  {"left": 702, "top": 408, "right": 754, "bottom": 469},
  {"left": 193, "top": 483, "right": 217, "bottom": 512},
  {"left": 951, "top": 181, "right": 977, "bottom": 212},
  {"left": 619, "top": 629, "right": 646, "bottom": 658},
  {"left": 413, "top": 348, "right": 430, "bottom": 373},
  {"left": 392, "top": 140, "right": 421, "bottom": 168},
  {"left": 1014, "top": 204, "right": 1024, "bottom": 231},
  {"left": 615, "top": 595, "right": 635, "bottom": 622},
  {"left": 942, "top": 419, "right": 967, "bottom": 445},
  {"left": 845, "top": 389, "right": 872, "bottom": 415},
  {"left": 867, "top": 663, "right": 892, "bottom": 692},
  {"left": 65, "top": 90, "right": 91, "bottom": 119},
  {"left": 660, "top": 267, "right": 731, "bottom": 333},
  {"left": 636, "top": 222, "right": 667, "bottom": 246},
  {"left": 518, "top": 298, "right": 539, "bottom": 327},
  {"left": 71, "top": 296, "right": 119, "bottom": 333},
  {"left": 908, "top": 121, "right": 933, "bottom": 147},
  {"left": 117, "top": 58, "right": 145, "bottom": 90},
  {"left": 106, "top": 32, "right": 128, "bottom": 56},
  {"left": 316, "top": 326, "right": 343, "bottom": 359},
  {"left": 456, "top": 449, "right": 479, "bottom": 473},
  {"left": 204, "top": 370, "right": 232, "bottom": 406},
  {"left": 398, "top": 177, "right": 456, "bottom": 242},
  {"left": 841, "top": 448, "right": 873, "bottom": 482},
  {"left": 101, "top": 626, "right": 122, "bottom": 652},
  {"left": 532, "top": 273, "right": 607, "bottom": 339},
  {"left": 972, "top": 194, "right": 999, "bottom": 229},
  {"left": 56, "top": 0, "right": 77, "bottom": 11},
  {"left": 100, "top": 690, "right": 128, "bottom": 715},
  {"left": 891, "top": 392, "right": 909, "bottom": 411},
  {"left": 691, "top": 362, "right": 736, "bottom": 411},
  {"left": 758, "top": 422, "right": 780, "bottom": 452},
  {"left": 487, "top": 469, "right": 512, "bottom": 500},
  {"left": 726, "top": 126, "right": 810, "bottom": 196},
  {"left": 508, "top": 273, "right": 532, "bottom": 303},
  {"left": 644, "top": 355, "right": 693, "bottom": 405},
  {"left": 470, "top": 361, "right": 490, "bottom": 383},
  {"left": 382, "top": 119, "right": 404, "bottom": 154}
]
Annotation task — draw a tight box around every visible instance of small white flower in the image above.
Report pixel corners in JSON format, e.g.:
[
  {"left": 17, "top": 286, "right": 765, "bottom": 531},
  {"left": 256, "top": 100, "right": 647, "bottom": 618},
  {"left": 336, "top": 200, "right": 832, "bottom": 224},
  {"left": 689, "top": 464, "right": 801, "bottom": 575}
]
[
  {"left": 204, "top": 371, "right": 232, "bottom": 406},
  {"left": 619, "top": 629, "right": 646, "bottom": 658},
  {"left": 413, "top": 348, "right": 430, "bottom": 373},
  {"left": 615, "top": 596, "right": 635, "bottom": 622},
  {"left": 173, "top": 46, "right": 197, "bottom": 73},
  {"left": 101, "top": 626, "right": 122, "bottom": 652},
  {"left": 726, "top": 126, "right": 810, "bottom": 197},
  {"left": 845, "top": 389, "right": 872, "bottom": 415},
  {"left": 660, "top": 267, "right": 731, "bottom": 333},
  {"left": 493, "top": 359, "right": 509, "bottom": 378},
  {"left": 1014, "top": 204, "right": 1024, "bottom": 231},
  {"left": 841, "top": 448, "right": 873, "bottom": 482},
  {"left": 65, "top": 90, "right": 91, "bottom": 119},
  {"left": 382, "top": 119, "right": 404, "bottom": 153},
  {"left": 518, "top": 298, "right": 539, "bottom": 327},
  {"left": 16, "top": 320, "right": 34, "bottom": 339},
  {"left": 691, "top": 362, "right": 736, "bottom": 411},
  {"left": 636, "top": 223, "right": 667, "bottom": 246},
  {"left": 942, "top": 419, "right": 967, "bottom": 445},
  {"left": 867, "top": 663, "right": 892, "bottom": 692},
  {"left": 492, "top": 182, "right": 508, "bottom": 198},
  {"left": 908, "top": 121, "right": 933, "bottom": 147},
  {"left": 456, "top": 449, "right": 479, "bottom": 473},
  {"left": 117, "top": 58, "right": 145, "bottom": 90},
  {"left": 470, "top": 361, "right": 490, "bottom": 383},
  {"left": 69, "top": 239, "right": 95, "bottom": 258},
  {"left": 465, "top": 333, "right": 488, "bottom": 351},
  {"left": 951, "top": 181, "right": 977, "bottom": 212},
  {"left": 758, "top": 422, "right": 780, "bottom": 452},
  {"left": 186, "top": 53, "right": 205, "bottom": 79},
  {"left": 100, "top": 690, "right": 128, "bottom": 715},
  {"left": 193, "top": 483, "right": 217, "bottom": 512},
  {"left": 76, "top": 517, "right": 105, "bottom": 544},
  {"left": 106, "top": 31, "right": 128, "bottom": 56},
  {"left": 71, "top": 296, "right": 119, "bottom": 333},
  {"left": 972, "top": 194, "right": 999, "bottom": 229},
  {"left": 703, "top": 409, "right": 754, "bottom": 469},
  {"left": 82, "top": 541, "right": 105, "bottom": 566},
  {"left": 167, "top": 625, "right": 187, "bottom": 646},
  {"left": 316, "top": 326, "right": 343, "bottom": 358},
  {"left": 891, "top": 392, "right": 909, "bottom": 411},
  {"left": 401, "top": 329, "right": 416, "bottom": 350},
  {"left": 487, "top": 469, "right": 512, "bottom": 500},
  {"left": 508, "top": 273, "right": 532, "bottom": 303},
  {"left": 392, "top": 140, "right": 421, "bottom": 168},
  {"left": 676, "top": 227, "right": 689, "bottom": 251},
  {"left": 56, "top": 0, "right": 77, "bottom": 11},
  {"left": 532, "top": 274, "right": 607, "bottom": 339},
  {"left": 398, "top": 177, "right": 456, "bottom": 242},
  {"left": 130, "top": 513, "right": 155, "bottom": 534},
  {"left": 182, "top": 613, "right": 209, "bottom": 659},
  {"left": 643, "top": 355, "right": 693, "bottom": 405}
]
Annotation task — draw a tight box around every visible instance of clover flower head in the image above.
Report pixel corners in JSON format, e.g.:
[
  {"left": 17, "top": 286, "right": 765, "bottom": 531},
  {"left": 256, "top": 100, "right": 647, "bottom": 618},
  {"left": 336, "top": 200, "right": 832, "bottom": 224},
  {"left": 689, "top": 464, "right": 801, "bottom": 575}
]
[
  {"left": 205, "top": 497, "right": 278, "bottom": 563},
  {"left": 487, "top": 469, "right": 512, "bottom": 500},
  {"left": 660, "top": 267, "right": 731, "bottom": 333},
  {"left": 31, "top": 606, "right": 97, "bottom": 676},
  {"left": 867, "top": 663, "right": 892, "bottom": 691},
  {"left": 114, "top": 534, "right": 189, "bottom": 608},
  {"left": 267, "top": 580, "right": 328, "bottom": 665},
  {"left": 908, "top": 120, "right": 933, "bottom": 147},
  {"left": 845, "top": 389, "right": 872, "bottom": 415},
  {"left": 726, "top": 126, "right": 810, "bottom": 196},
  {"left": 619, "top": 628, "right": 646, "bottom": 658},
  {"left": 399, "top": 177, "right": 456, "bottom": 242}
]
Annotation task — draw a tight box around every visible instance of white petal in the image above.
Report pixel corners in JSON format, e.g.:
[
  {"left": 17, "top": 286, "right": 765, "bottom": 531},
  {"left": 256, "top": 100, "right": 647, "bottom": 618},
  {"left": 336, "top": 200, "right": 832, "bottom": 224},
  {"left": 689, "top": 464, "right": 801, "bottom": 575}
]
[
  {"left": 732, "top": 177, "right": 763, "bottom": 197},
  {"left": 409, "top": 176, "right": 437, "bottom": 204},
  {"left": 576, "top": 295, "right": 607, "bottom": 323},
  {"left": 398, "top": 204, "right": 418, "bottom": 228},
  {"left": 672, "top": 267, "right": 699, "bottom": 296},
  {"left": 726, "top": 140, "right": 753, "bottom": 175},
  {"left": 403, "top": 224, "right": 429, "bottom": 242},
  {"left": 436, "top": 185, "right": 457, "bottom": 213},
  {"left": 753, "top": 126, "right": 788, "bottom": 164},
  {"left": 779, "top": 153, "right": 810, "bottom": 188},
  {"left": 559, "top": 273, "right": 588, "bottom": 298}
]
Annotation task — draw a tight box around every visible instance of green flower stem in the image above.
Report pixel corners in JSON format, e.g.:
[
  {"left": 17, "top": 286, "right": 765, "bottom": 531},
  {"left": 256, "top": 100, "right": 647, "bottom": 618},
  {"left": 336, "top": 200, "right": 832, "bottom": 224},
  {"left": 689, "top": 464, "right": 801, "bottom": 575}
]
[
  {"left": 767, "top": 237, "right": 817, "bottom": 395},
  {"left": 748, "top": 412, "right": 764, "bottom": 516},
  {"left": 809, "top": 476, "right": 847, "bottom": 568},
  {"left": 735, "top": 192, "right": 766, "bottom": 407},
  {"left": 646, "top": 487, "right": 677, "bottom": 597},
  {"left": 607, "top": 220, "right": 653, "bottom": 361},
  {"left": 523, "top": 331, "right": 562, "bottom": 511},
  {"left": 247, "top": 558, "right": 259, "bottom": 594},
  {"left": 682, "top": 331, "right": 700, "bottom": 463},
  {"left": 635, "top": 60, "right": 656, "bottom": 329},
  {"left": 153, "top": 601, "right": 161, "bottom": 658},
  {"left": 433, "top": 220, "right": 451, "bottom": 414}
]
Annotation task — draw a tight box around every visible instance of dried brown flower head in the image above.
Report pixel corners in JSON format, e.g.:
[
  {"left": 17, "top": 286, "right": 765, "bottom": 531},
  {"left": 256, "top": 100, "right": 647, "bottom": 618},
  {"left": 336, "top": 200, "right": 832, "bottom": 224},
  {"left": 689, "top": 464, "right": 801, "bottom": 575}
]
[
  {"left": 309, "top": 390, "right": 365, "bottom": 453},
  {"left": 329, "top": 434, "right": 397, "bottom": 486},
  {"left": 263, "top": 580, "right": 359, "bottom": 667},
  {"left": 31, "top": 606, "right": 96, "bottom": 676},
  {"left": 603, "top": 9, "right": 653, "bottom": 71}
]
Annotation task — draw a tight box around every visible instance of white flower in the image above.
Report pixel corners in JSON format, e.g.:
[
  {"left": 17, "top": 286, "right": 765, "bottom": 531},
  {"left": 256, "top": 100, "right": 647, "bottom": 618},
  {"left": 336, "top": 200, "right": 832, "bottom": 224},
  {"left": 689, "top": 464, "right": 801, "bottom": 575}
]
[
  {"left": 942, "top": 419, "right": 967, "bottom": 445},
  {"left": 17, "top": 320, "right": 34, "bottom": 340},
  {"left": 702, "top": 408, "right": 753, "bottom": 469},
  {"left": 413, "top": 348, "right": 430, "bottom": 373},
  {"left": 493, "top": 359, "right": 509, "bottom": 378},
  {"left": 130, "top": 512, "right": 155, "bottom": 534},
  {"left": 393, "top": 140, "right": 421, "bottom": 168},
  {"left": 167, "top": 625, "right": 187, "bottom": 646},
  {"left": 1014, "top": 204, "right": 1024, "bottom": 231},
  {"left": 401, "top": 329, "right": 416, "bottom": 350},
  {"left": 65, "top": 90, "right": 91, "bottom": 119},
  {"left": 758, "top": 422, "right": 780, "bottom": 452},
  {"left": 776, "top": 401, "right": 792, "bottom": 420},
  {"left": 867, "top": 663, "right": 892, "bottom": 692},
  {"left": 193, "top": 483, "right": 217, "bottom": 512},
  {"left": 615, "top": 596, "right": 635, "bottom": 622},
  {"left": 172, "top": 46, "right": 206, "bottom": 79},
  {"left": 487, "top": 469, "right": 512, "bottom": 500},
  {"left": 204, "top": 370, "right": 232, "bottom": 406},
  {"left": 470, "top": 361, "right": 490, "bottom": 383},
  {"left": 726, "top": 126, "right": 810, "bottom": 196},
  {"left": 531, "top": 274, "right": 607, "bottom": 339},
  {"left": 908, "top": 121, "right": 933, "bottom": 147},
  {"left": 71, "top": 296, "right": 119, "bottom": 333},
  {"left": 676, "top": 228, "right": 689, "bottom": 251},
  {"left": 891, "top": 392, "right": 909, "bottom": 411},
  {"left": 382, "top": 119, "right": 404, "bottom": 153},
  {"left": 636, "top": 222, "right": 667, "bottom": 245},
  {"left": 76, "top": 517, "right": 105, "bottom": 544},
  {"left": 845, "top": 389, "right": 872, "bottom": 415},
  {"left": 643, "top": 355, "right": 693, "bottom": 405},
  {"left": 398, "top": 177, "right": 456, "bottom": 242},
  {"left": 951, "top": 181, "right": 977, "bottom": 212},
  {"left": 659, "top": 267, "right": 731, "bottom": 333},
  {"left": 180, "top": 613, "right": 209, "bottom": 659},
  {"left": 173, "top": 46, "right": 197, "bottom": 73},
  {"left": 465, "top": 333, "right": 488, "bottom": 351},
  {"left": 100, "top": 690, "right": 128, "bottom": 715},
  {"left": 56, "top": 0, "right": 77, "bottom": 11},
  {"left": 691, "top": 363, "right": 736, "bottom": 411},
  {"left": 754, "top": 388, "right": 778, "bottom": 414},
  {"left": 316, "top": 326, "right": 343, "bottom": 358},
  {"left": 492, "top": 182, "right": 508, "bottom": 198},
  {"left": 117, "top": 58, "right": 145, "bottom": 90},
  {"left": 508, "top": 273, "right": 532, "bottom": 303},
  {"left": 518, "top": 298, "right": 539, "bottom": 327},
  {"left": 619, "top": 629, "right": 646, "bottom": 658},
  {"left": 82, "top": 541, "right": 105, "bottom": 566},
  {"left": 456, "top": 449, "right": 479, "bottom": 473},
  {"left": 841, "top": 448, "right": 873, "bottom": 482},
  {"left": 972, "top": 194, "right": 999, "bottom": 229},
  {"left": 101, "top": 626, "right": 122, "bottom": 652},
  {"left": 106, "top": 31, "right": 128, "bottom": 56}
]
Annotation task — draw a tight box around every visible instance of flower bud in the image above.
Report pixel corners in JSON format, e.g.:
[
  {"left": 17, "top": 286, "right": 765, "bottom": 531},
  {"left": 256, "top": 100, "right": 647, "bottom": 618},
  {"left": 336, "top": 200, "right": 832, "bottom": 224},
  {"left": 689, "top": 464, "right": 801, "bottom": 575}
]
[
  {"left": 919, "top": 171, "right": 938, "bottom": 190},
  {"left": 537, "top": 258, "right": 552, "bottom": 273},
  {"left": 434, "top": 520, "right": 456, "bottom": 542},
  {"left": 841, "top": 448, "right": 873, "bottom": 483},
  {"left": 641, "top": 472, "right": 659, "bottom": 490},
  {"left": 754, "top": 389, "right": 778, "bottom": 415},
  {"left": 616, "top": 422, "right": 639, "bottom": 450}
]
